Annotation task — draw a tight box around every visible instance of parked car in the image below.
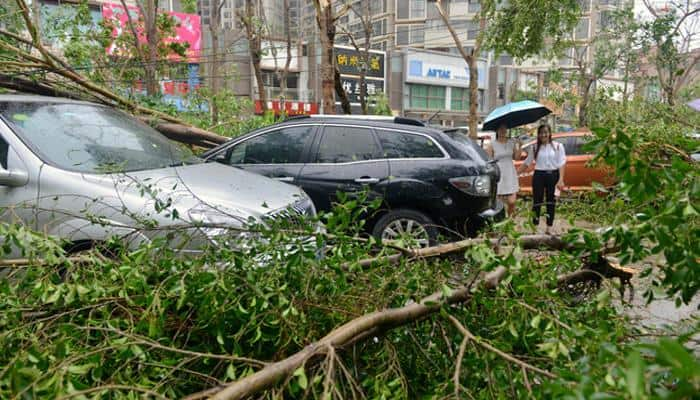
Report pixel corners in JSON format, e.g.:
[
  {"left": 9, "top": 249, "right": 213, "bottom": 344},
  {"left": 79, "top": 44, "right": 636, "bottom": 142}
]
[
  {"left": 202, "top": 115, "right": 504, "bottom": 246},
  {"left": 514, "top": 130, "right": 615, "bottom": 193},
  {"left": 0, "top": 95, "right": 314, "bottom": 258},
  {"left": 442, "top": 126, "right": 493, "bottom": 149}
]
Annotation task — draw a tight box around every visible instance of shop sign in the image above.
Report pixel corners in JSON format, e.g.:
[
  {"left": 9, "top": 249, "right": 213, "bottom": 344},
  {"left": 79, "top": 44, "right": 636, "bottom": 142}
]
[
  {"left": 405, "top": 49, "right": 486, "bottom": 89},
  {"left": 254, "top": 100, "right": 319, "bottom": 115},
  {"left": 334, "top": 46, "right": 385, "bottom": 79},
  {"left": 339, "top": 77, "right": 385, "bottom": 104}
]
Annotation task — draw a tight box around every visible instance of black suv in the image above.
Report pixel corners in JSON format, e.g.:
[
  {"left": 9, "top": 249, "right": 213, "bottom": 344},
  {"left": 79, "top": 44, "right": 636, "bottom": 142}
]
[{"left": 203, "top": 116, "right": 504, "bottom": 245}]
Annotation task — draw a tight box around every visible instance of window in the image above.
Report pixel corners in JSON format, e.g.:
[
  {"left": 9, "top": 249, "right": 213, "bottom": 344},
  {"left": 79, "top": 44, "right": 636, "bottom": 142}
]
[
  {"left": 396, "top": 24, "right": 423, "bottom": 46},
  {"left": 409, "top": 84, "right": 445, "bottom": 110},
  {"left": 396, "top": 0, "right": 425, "bottom": 19},
  {"left": 575, "top": 18, "right": 589, "bottom": 40},
  {"left": 451, "top": 87, "right": 470, "bottom": 111},
  {"left": 316, "top": 127, "right": 381, "bottom": 163},
  {"left": 577, "top": 0, "right": 590, "bottom": 12},
  {"left": 0, "top": 102, "right": 198, "bottom": 173},
  {"left": 468, "top": 0, "right": 481, "bottom": 13},
  {"left": 396, "top": 25, "right": 409, "bottom": 46},
  {"left": 377, "top": 131, "right": 444, "bottom": 158},
  {"left": 569, "top": 136, "right": 593, "bottom": 155},
  {"left": 230, "top": 126, "right": 314, "bottom": 164},
  {"left": 0, "top": 135, "right": 8, "bottom": 169}
]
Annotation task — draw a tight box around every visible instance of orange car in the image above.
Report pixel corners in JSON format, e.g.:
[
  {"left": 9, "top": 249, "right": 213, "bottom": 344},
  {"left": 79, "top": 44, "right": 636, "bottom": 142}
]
[{"left": 514, "top": 130, "right": 614, "bottom": 193}]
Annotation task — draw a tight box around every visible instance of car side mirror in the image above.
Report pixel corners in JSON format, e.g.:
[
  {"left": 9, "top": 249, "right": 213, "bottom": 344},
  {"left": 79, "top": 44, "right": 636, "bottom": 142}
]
[{"left": 0, "top": 168, "right": 29, "bottom": 187}]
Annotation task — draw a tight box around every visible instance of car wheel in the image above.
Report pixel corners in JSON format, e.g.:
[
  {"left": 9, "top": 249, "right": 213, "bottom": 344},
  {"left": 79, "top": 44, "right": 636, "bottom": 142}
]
[{"left": 372, "top": 209, "right": 438, "bottom": 249}]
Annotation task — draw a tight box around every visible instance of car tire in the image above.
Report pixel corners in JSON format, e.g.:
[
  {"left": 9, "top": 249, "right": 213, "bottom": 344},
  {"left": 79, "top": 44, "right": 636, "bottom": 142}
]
[{"left": 372, "top": 209, "right": 438, "bottom": 248}]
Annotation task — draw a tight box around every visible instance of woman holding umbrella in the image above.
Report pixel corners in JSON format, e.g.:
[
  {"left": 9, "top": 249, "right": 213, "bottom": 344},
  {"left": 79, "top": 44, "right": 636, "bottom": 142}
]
[
  {"left": 486, "top": 123, "right": 521, "bottom": 216},
  {"left": 483, "top": 100, "right": 559, "bottom": 229}
]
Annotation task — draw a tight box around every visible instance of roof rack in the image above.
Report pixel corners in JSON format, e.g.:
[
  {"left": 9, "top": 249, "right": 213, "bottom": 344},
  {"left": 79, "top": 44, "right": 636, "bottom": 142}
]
[{"left": 284, "top": 114, "right": 426, "bottom": 127}]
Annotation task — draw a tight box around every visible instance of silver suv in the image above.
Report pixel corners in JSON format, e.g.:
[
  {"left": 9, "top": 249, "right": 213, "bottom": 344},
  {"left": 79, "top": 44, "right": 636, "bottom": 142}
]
[{"left": 0, "top": 95, "right": 315, "bottom": 257}]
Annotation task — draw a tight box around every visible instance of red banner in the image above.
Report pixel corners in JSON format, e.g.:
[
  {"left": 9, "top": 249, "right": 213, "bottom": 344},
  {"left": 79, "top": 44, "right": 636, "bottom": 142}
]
[
  {"left": 102, "top": 3, "right": 201, "bottom": 62},
  {"left": 254, "top": 100, "right": 319, "bottom": 115}
]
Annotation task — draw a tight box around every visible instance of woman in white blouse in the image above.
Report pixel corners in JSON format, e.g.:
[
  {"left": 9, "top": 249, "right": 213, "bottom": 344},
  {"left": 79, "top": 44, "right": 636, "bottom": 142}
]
[{"left": 517, "top": 124, "right": 566, "bottom": 235}]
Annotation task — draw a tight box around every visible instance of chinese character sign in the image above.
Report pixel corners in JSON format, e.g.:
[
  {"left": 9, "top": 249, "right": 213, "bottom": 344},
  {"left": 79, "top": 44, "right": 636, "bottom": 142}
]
[
  {"left": 102, "top": 3, "right": 201, "bottom": 62},
  {"left": 339, "top": 77, "right": 385, "bottom": 104},
  {"left": 334, "top": 46, "right": 385, "bottom": 79}
]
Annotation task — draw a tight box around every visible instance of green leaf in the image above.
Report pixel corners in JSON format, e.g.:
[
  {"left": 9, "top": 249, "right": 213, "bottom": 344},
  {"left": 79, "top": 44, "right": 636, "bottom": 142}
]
[
  {"left": 530, "top": 315, "right": 541, "bottom": 329},
  {"left": 67, "top": 363, "right": 94, "bottom": 375},
  {"left": 441, "top": 284, "right": 453, "bottom": 298},
  {"left": 656, "top": 339, "right": 699, "bottom": 379},
  {"left": 626, "top": 351, "right": 645, "bottom": 400},
  {"left": 508, "top": 323, "right": 519, "bottom": 338},
  {"left": 294, "top": 367, "right": 308, "bottom": 390}
]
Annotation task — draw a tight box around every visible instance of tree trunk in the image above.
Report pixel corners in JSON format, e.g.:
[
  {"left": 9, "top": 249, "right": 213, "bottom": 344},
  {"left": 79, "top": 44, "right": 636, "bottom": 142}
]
[
  {"left": 435, "top": 0, "right": 482, "bottom": 138},
  {"left": 209, "top": 1, "right": 222, "bottom": 124},
  {"left": 240, "top": 0, "right": 267, "bottom": 112},
  {"left": 335, "top": 67, "right": 351, "bottom": 114},
  {"left": 314, "top": 0, "right": 336, "bottom": 114},
  {"left": 578, "top": 77, "right": 593, "bottom": 127},
  {"left": 279, "top": 0, "right": 292, "bottom": 110},
  {"left": 359, "top": 0, "right": 371, "bottom": 115},
  {"left": 143, "top": 0, "right": 159, "bottom": 96},
  {"left": 467, "top": 55, "right": 479, "bottom": 137}
]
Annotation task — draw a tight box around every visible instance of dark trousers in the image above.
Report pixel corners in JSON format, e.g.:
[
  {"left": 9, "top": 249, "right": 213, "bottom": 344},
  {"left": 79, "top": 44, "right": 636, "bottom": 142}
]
[{"left": 532, "top": 169, "right": 559, "bottom": 227}]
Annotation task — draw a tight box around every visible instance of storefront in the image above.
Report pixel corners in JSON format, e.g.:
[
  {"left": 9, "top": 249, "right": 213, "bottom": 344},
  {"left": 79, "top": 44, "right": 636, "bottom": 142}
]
[{"left": 403, "top": 48, "right": 488, "bottom": 126}]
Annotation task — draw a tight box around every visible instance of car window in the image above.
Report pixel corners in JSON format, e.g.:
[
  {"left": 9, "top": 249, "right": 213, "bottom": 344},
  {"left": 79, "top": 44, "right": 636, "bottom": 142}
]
[
  {"left": 0, "top": 102, "right": 198, "bottom": 173},
  {"left": 569, "top": 136, "right": 593, "bottom": 155},
  {"left": 0, "top": 135, "right": 8, "bottom": 169},
  {"left": 229, "top": 126, "right": 314, "bottom": 164},
  {"left": 377, "top": 130, "right": 444, "bottom": 158},
  {"left": 316, "top": 126, "right": 381, "bottom": 163}
]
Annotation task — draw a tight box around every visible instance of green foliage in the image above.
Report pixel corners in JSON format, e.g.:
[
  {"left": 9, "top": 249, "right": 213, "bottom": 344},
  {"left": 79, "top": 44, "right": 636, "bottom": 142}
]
[
  {"left": 1, "top": 190, "right": 697, "bottom": 399},
  {"left": 370, "top": 92, "right": 393, "bottom": 116},
  {"left": 481, "top": 0, "right": 581, "bottom": 59},
  {"left": 586, "top": 99, "right": 700, "bottom": 303}
]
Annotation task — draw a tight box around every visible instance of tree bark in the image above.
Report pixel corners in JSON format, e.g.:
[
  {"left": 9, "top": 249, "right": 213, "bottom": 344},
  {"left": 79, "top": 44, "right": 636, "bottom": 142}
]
[
  {"left": 209, "top": 0, "right": 224, "bottom": 124},
  {"left": 435, "top": 0, "right": 482, "bottom": 138},
  {"left": 240, "top": 0, "right": 267, "bottom": 112},
  {"left": 140, "top": 0, "right": 160, "bottom": 96},
  {"left": 359, "top": 0, "right": 371, "bottom": 115},
  {"left": 313, "top": 0, "right": 336, "bottom": 114},
  {"left": 334, "top": 66, "right": 351, "bottom": 114}
]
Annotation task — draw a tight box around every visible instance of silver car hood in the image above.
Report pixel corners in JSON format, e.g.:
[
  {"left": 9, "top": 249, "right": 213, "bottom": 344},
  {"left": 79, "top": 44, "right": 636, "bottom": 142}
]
[{"left": 120, "top": 162, "right": 306, "bottom": 223}]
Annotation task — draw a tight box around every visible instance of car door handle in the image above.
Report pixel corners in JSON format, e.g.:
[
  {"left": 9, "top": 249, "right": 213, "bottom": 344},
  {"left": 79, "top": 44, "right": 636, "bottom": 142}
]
[
  {"left": 354, "top": 177, "right": 379, "bottom": 184},
  {"left": 274, "top": 176, "right": 294, "bottom": 182}
]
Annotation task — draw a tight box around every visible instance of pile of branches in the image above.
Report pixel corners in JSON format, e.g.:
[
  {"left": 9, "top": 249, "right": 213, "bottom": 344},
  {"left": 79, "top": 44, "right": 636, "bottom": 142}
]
[
  {"left": 0, "top": 216, "right": 636, "bottom": 399},
  {"left": 0, "top": 0, "right": 226, "bottom": 148}
]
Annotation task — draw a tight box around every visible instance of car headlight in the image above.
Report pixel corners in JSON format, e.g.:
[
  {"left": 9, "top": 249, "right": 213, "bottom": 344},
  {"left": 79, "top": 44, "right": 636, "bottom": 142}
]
[
  {"left": 449, "top": 175, "right": 492, "bottom": 197},
  {"left": 187, "top": 207, "right": 246, "bottom": 240}
]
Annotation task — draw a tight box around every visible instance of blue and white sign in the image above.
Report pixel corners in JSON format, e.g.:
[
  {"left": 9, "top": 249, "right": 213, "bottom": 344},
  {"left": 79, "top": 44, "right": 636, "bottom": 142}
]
[{"left": 405, "top": 49, "right": 487, "bottom": 89}]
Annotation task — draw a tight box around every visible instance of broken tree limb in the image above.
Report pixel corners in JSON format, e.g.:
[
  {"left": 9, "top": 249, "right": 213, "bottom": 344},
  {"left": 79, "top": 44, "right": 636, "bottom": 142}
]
[
  {"left": 142, "top": 121, "right": 229, "bottom": 147},
  {"left": 352, "top": 234, "right": 583, "bottom": 269},
  {"left": 186, "top": 267, "right": 507, "bottom": 400},
  {"left": 447, "top": 315, "right": 558, "bottom": 379}
]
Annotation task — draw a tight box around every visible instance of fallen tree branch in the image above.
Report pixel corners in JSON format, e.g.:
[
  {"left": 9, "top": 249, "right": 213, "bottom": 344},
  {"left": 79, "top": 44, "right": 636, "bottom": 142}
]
[
  {"left": 447, "top": 315, "right": 558, "bottom": 379},
  {"left": 350, "top": 234, "right": 587, "bottom": 269},
  {"left": 187, "top": 267, "right": 507, "bottom": 400}
]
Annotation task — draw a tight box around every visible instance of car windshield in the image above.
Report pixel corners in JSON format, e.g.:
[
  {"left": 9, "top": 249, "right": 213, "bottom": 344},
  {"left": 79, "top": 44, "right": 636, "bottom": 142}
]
[{"left": 0, "top": 101, "right": 200, "bottom": 173}]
